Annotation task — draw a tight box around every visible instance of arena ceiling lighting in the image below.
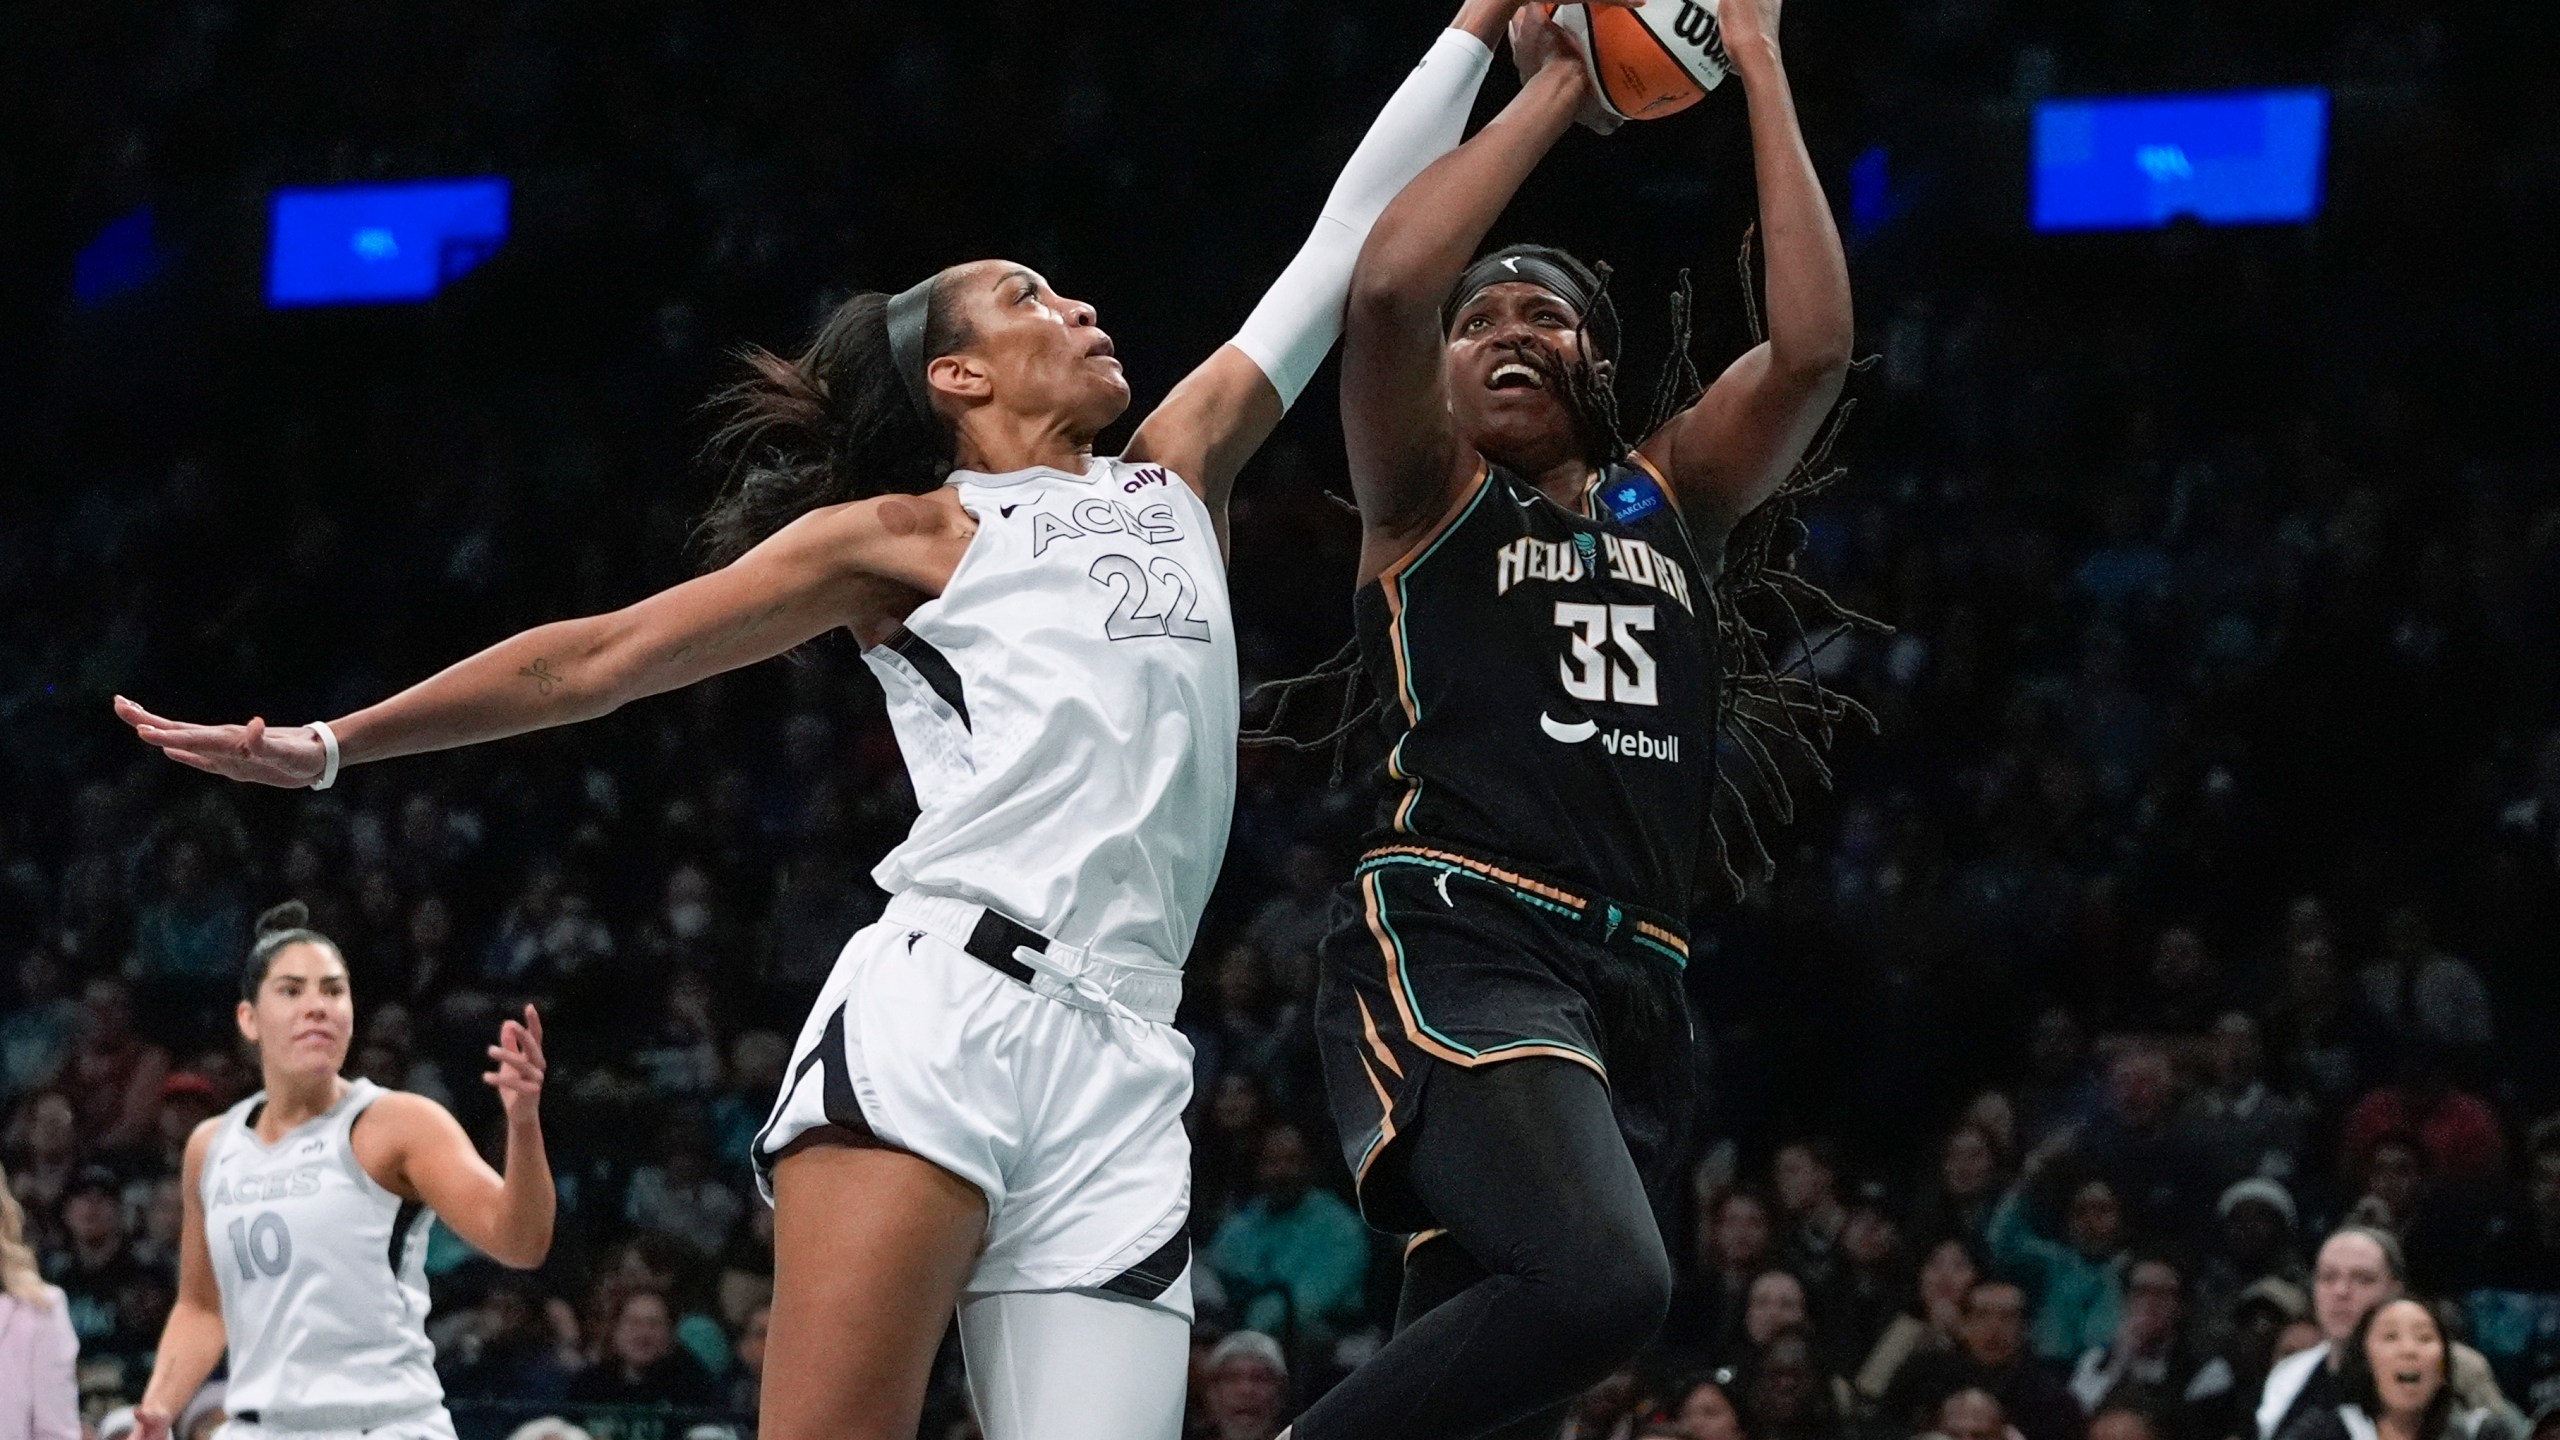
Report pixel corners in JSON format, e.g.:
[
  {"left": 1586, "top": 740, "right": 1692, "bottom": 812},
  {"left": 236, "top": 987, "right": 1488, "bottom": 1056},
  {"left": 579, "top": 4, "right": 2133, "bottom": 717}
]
[
  {"left": 265, "top": 177, "right": 510, "bottom": 307},
  {"left": 2031, "top": 89, "right": 2328, "bottom": 232}
]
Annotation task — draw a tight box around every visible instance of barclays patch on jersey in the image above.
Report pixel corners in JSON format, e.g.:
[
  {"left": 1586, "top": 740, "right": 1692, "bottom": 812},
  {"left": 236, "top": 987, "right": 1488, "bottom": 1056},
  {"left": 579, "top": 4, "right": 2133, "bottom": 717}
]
[{"left": 1600, "top": 475, "right": 1667, "bottom": 525}]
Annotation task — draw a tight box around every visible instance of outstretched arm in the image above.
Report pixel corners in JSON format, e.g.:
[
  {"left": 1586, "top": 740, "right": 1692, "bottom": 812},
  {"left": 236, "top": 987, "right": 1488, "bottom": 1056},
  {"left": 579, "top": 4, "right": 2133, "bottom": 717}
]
[
  {"left": 1342, "top": 11, "right": 1593, "bottom": 573},
  {"left": 115, "top": 495, "right": 955, "bottom": 785},
  {"left": 1636, "top": 0, "right": 1853, "bottom": 539},
  {"left": 357, "top": 1006, "right": 554, "bottom": 1269},
  {"left": 1126, "top": 0, "right": 1558, "bottom": 514}
]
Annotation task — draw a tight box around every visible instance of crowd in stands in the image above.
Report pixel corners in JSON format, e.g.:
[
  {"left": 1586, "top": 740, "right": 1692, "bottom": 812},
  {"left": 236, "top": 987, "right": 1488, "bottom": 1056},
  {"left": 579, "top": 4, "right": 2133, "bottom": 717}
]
[{"left": 3, "top": 0, "right": 2554, "bottom": 1437}]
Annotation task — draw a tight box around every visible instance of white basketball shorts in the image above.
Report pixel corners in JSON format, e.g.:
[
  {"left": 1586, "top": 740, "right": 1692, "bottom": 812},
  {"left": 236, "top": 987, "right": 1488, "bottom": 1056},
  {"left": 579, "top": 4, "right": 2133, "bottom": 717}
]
[{"left": 753, "top": 892, "right": 1196, "bottom": 1317}]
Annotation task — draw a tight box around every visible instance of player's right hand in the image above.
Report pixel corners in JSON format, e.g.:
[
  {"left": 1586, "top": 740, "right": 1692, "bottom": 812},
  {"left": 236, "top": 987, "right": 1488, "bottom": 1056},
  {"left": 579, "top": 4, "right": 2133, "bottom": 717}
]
[
  {"left": 115, "top": 696, "right": 329, "bottom": 788},
  {"left": 132, "top": 1405, "right": 176, "bottom": 1440}
]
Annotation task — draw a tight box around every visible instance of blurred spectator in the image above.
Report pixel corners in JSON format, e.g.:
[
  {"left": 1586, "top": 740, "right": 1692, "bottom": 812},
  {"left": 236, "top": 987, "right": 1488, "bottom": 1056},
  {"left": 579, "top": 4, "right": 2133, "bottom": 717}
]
[
  {"left": 1667, "top": 1372, "right": 1745, "bottom": 1440},
  {"left": 1988, "top": 1155, "right": 2129, "bottom": 1365},
  {"left": 2356, "top": 909, "right": 2495, "bottom": 1061},
  {"left": 64, "top": 983, "right": 168, "bottom": 1156},
  {"left": 2194, "top": 1181, "right": 2308, "bottom": 1355},
  {"left": 1776, "top": 1141, "right": 1850, "bottom": 1294},
  {"left": 1912, "top": 1127, "right": 2009, "bottom": 1257},
  {"left": 2470, "top": 1127, "right": 2560, "bottom": 1393},
  {"left": 725, "top": 1302, "right": 767, "bottom": 1420},
  {"left": 624, "top": 1114, "right": 744, "bottom": 1260},
  {"left": 1822, "top": 1181, "right": 1911, "bottom": 1374},
  {"left": 443, "top": 1273, "right": 581, "bottom": 1405},
  {"left": 127, "top": 837, "right": 248, "bottom": 1021},
  {"left": 1202, "top": 1331, "right": 1290, "bottom": 1440},
  {"left": 0, "top": 1161, "right": 79, "bottom": 1440},
  {"left": 563, "top": 1289, "right": 721, "bottom": 1407},
  {"left": 2340, "top": 1055, "right": 2508, "bottom": 1189},
  {"left": 2120, "top": 929, "right": 2226, "bottom": 1037},
  {"left": 3, "top": 1096, "right": 80, "bottom": 1237},
  {"left": 40, "top": 1167, "right": 144, "bottom": 1374},
  {"left": 2187, "top": 1014, "right": 2308, "bottom": 1187},
  {"left": 1885, "top": 1280, "right": 2088, "bottom": 1440},
  {"left": 1208, "top": 1123, "right": 1367, "bottom": 1344},
  {"left": 1934, "top": 1388, "right": 2011, "bottom": 1440},
  {"left": 1190, "top": 1071, "right": 1272, "bottom": 1230},
  {"left": 2258, "top": 1229, "right": 2407, "bottom": 1440},
  {"left": 707, "top": 1033, "right": 789, "bottom": 1182},
  {"left": 140, "top": 1075, "right": 219, "bottom": 1180},
  {"left": 2015, "top": 1012, "right": 2100, "bottom": 1154},
  {"left": 2065, "top": 1255, "right": 2233, "bottom": 1420},
  {"left": 2348, "top": 1133, "right": 2482, "bottom": 1294},
  {"left": 0, "top": 950, "right": 77, "bottom": 1103},
  {"left": 2074, "top": 1046, "right": 2219, "bottom": 1247},
  {"left": 1859, "top": 1237, "right": 1979, "bottom": 1406},
  {"left": 1668, "top": 1188, "right": 1783, "bottom": 1366},
  {"left": 1745, "top": 1329, "right": 1856, "bottom": 1440}
]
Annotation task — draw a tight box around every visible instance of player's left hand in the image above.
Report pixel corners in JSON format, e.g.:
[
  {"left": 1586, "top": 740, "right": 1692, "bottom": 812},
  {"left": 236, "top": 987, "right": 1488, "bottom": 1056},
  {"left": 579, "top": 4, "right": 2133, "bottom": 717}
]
[{"left": 484, "top": 1005, "right": 546, "bottom": 1123}]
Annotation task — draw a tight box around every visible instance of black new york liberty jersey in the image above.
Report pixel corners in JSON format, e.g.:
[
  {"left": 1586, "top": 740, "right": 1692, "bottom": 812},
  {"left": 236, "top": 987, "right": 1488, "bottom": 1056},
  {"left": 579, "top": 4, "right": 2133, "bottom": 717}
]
[{"left": 1354, "top": 457, "right": 1721, "bottom": 921}]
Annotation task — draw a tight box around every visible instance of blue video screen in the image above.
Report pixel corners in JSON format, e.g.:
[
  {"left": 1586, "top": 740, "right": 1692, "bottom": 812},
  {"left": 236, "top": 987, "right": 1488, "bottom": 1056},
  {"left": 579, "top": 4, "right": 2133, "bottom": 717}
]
[
  {"left": 266, "top": 178, "right": 509, "bottom": 307},
  {"left": 2032, "top": 90, "right": 2327, "bottom": 232}
]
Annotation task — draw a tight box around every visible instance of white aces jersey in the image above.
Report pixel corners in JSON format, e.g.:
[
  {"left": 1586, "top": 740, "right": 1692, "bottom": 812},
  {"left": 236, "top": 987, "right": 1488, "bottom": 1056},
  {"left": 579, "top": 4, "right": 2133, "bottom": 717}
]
[
  {"left": 200, "top": 1079, "right": 442, "bottom": 1426},
  {"left": 867, "top": 458, "right": 1239, "bottom": 973}
]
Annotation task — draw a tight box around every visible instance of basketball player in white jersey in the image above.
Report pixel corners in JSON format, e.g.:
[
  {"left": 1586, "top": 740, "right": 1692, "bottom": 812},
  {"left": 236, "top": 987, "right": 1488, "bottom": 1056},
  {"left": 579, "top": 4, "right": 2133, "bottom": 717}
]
[
  {"left": 132, "top": 902, "right": 552, "bottom": 1440},
  {"left": 110, "top": 5, "right": 1626, "bottom": 1436}
]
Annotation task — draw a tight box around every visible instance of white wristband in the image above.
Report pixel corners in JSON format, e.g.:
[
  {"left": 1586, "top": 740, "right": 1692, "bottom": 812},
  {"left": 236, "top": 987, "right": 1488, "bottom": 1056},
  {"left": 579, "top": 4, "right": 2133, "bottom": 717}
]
[{"left": 307, "top": 720, "right": 341, "bottom": 791}]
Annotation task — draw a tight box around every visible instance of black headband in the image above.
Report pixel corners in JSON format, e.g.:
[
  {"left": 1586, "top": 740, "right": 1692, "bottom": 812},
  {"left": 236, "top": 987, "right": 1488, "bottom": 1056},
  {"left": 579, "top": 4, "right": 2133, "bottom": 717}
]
[
  {"left": 884, "top": 276, "right": 938, "bottom": 427},
  {"left": 1446, "top": 252, "right": 1618, "bottom": 360}
]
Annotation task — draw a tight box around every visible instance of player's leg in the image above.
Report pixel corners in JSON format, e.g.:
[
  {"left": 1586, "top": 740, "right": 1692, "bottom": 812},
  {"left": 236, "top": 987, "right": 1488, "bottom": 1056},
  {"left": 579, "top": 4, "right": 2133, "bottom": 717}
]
[
  {"left": 957, "top": 1287, "right": 1192, "bottom": 1440},
  {"left": 761, "top": 1137, "right": 989, "bottom": 1440},
  {"left": 1391, "top": 1235, "right": 1579, "bottom": 1440},
  {"left": 1291, "top": 1057, "right": 1671, "bottom": 1440}
]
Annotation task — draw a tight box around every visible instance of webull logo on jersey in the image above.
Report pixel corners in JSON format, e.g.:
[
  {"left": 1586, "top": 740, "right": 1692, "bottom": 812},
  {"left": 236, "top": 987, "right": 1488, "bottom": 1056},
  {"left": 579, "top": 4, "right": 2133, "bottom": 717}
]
[
  {"left": 1540, "top": 712, "right": 1683, "bottom": 762},
  {"left": 1495, "top": 533, "right": 1693, "bottom": 613},
  {"left": 210, "top": 1164, "right": 324, "bottom": 1207}
]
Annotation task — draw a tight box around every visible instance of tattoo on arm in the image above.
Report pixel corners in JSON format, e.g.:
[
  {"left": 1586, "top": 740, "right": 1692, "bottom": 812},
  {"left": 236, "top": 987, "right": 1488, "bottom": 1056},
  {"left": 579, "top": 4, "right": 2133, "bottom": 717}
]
[{"left": 519, "top": 659, "right": 565, "bottom": 695}]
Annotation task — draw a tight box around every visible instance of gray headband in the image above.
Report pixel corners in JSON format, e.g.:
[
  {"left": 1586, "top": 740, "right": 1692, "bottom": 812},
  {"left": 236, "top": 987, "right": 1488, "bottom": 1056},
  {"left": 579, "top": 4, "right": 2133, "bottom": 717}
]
[{"left": 884, "top": 276, "right": 938, "bottom": 427}]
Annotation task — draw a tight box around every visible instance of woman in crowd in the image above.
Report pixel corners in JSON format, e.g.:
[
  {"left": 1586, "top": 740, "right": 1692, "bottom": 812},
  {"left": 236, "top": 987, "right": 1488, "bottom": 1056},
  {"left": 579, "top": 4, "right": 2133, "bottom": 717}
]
[
  {"left": 1858, "top": 1237, "right": 1982, "bottom": 1405},
  {"left": 2277, "top": 1298, "right": 2519, "bottom": 1440},
  {"left": 0, "top": 1161, "right": 80, "bottom": 1440}
]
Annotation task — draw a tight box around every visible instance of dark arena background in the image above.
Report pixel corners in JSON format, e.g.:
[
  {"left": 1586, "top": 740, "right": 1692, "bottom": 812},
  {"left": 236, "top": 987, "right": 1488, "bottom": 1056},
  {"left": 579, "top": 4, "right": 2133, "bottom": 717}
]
[{"left": 3, "top": 1, "right": 2557, "bottom": 1437}]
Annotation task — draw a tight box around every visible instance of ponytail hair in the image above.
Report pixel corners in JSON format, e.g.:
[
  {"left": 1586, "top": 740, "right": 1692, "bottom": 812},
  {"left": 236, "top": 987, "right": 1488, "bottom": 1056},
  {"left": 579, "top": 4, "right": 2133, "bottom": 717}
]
[
  {"left": 243, "top": 899, "right": 340, "bottom": 1001},
  {"left": 696, "top": 275, "right": 972, "bottom": 570}
]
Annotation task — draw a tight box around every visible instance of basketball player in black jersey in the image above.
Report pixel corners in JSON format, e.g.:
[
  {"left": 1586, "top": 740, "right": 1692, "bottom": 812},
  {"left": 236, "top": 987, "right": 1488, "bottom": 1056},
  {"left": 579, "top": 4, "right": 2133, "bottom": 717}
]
[{"left": 1286, "top": 2, "right": 1854, "bottom": 1436}]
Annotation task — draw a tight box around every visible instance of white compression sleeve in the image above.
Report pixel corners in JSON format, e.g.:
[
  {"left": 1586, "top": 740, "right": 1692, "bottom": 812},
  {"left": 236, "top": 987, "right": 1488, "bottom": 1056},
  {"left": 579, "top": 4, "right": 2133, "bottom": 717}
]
[
  {"left": 958, "top": 1289, "right": 1191, "bottom": 1440},
  {"left": 1231, "top": 26, "right": 1495, "bottom": 408}
]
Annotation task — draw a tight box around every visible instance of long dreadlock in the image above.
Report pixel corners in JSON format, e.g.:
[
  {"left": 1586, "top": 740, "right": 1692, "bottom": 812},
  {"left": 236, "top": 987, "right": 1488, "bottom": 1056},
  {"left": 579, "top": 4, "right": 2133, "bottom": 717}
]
[{"left": 1246, "top": 231, "right": 1885, "bottom": 894}]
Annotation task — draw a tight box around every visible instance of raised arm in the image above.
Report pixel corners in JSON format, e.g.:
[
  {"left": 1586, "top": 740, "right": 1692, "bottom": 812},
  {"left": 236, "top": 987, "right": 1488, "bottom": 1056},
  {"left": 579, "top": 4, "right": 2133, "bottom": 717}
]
[
  {"left": 1124, "top": 0, "right": 1534, "bottom": 513},
  {"left": 356, "top": 1006, "right": 553, "bottom": 1269},
  {"left": 115, "top": 495, "right": 958, "bottom": 785},
  {"left": 1635, "top": 0, "right": 1853, "bottom": 539},
  {"left": 1341, "top": 11, "right": 1593, "bottom": 567},
  {"left": 135, "top": 1122, "right": 228, "bottom": 1440}
]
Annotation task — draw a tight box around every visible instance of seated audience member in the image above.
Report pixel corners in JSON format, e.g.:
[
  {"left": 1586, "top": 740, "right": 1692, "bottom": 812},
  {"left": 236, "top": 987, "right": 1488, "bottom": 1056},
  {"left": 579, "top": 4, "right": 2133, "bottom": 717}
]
[
  {"left": 1668, "top": 1189, "right": 1783, "bottom": 1366},
  {"left": 1777, "top": 1141, "right": 1852, "bottom": 1295},
  {"left": 1203, "top": 1330, "right": 1290, "bottom": 1440},
  {"left": 1747, "top": 1329, "right": 1856, "bottom": 1440},
  {"left": 2258, "top": 1228, "right": 2519, "bottom": 1440},
  {"left": 1935, "top": 1387, "right": 2014, "bottom": 1440},
  {"left": 1912, "top": 1126, "right": 2009, "bottom": 1258},
  {"left": 1824, "top": 1181, "right": 1913, "bottom": 1373},
  {"left": 1666, "top": 1371, "right": 1746, "bottom": 1440},
  {"left": 2068, "top": 1255, "right": 2234, "bottom": 1424},
  {"left": 564, "top": 1289, "right": 721, "bottom": 1407},
  {"left": 442, "top": 1273, "right": 579, "bottom": 1405},
  {"left": 1989, "top": 1155, "right": 2130, "bottom": 1365},
  {"left": 1862, "top": 1238, "right": 1980, "bottom": 1405},
  {"left": 2089, "top": 1403, "right": 2175, "bottom": 1440},
  {"left": 2195, "top": 1181, "right": 2308, "bottom": 1356},
  {"left": 1887, "top": 1280, "right": 2089, "bottom": 1440},
  {"left": 1208, "top": 1123, "right": 1370, "bottom": 1344},
  {"left": 2276, "top": 1298, "right": 2519, "bottom": 1440}
]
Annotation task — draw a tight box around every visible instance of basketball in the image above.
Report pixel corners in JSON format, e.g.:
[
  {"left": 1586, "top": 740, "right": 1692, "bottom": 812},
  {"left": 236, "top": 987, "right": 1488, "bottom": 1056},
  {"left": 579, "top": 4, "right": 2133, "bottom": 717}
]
[{"left": 1548, "top": 0, "right": 1733, "bottom": 124}]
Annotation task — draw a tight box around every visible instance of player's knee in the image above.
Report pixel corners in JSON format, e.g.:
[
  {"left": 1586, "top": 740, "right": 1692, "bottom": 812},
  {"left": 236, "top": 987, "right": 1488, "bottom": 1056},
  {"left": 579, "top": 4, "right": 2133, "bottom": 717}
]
[{"left": 1534, "top": 1228, "right": 1672, "bottom": 1371}]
